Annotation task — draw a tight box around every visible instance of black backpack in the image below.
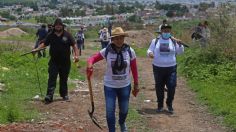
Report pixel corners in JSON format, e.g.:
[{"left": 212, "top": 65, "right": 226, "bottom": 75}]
[{"left": 105, "top": 44, "right": 132, "bottom": 60}]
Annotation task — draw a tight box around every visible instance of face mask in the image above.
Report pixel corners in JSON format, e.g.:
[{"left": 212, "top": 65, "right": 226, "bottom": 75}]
[{"left": 162, "top": 33, "right": 171, "bottom": 39}]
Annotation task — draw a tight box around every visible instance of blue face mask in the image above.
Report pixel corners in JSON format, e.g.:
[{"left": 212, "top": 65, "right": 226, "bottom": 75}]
[{"left": 162, "top": 33, "right": 171, "bottom": 39}]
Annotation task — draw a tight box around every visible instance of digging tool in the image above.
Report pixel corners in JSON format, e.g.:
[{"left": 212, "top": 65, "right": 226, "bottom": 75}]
[
  {"left": 87, "top": 77, "right": 103, "bottom": 130},
  {"left": 20, "top": 47, "right": 46, "bottom": 56},
  {"left": 179, "top": 42, "right": 189, "bottom": 48},
  {"left": 20, "top": 48, "right": 46, "bottom": 97}
]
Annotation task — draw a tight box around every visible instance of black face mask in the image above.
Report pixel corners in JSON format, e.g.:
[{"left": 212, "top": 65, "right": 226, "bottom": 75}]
[{"left": 111, "top": 44, "right": 126, "bottom": 71}]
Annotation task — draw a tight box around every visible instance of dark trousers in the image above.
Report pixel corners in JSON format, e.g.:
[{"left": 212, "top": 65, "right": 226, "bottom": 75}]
[
  {"left": 101, "top": 41, "right": 109, "bottom": 49},
  {"left": 47, "top": 61, "right": 71, "bottom": 99},
  {"left": 153, "top": 65, "right": 177, "bottom": 108},
  {"left": 76, "top": 43, "right": 82, "bottom": 56}
]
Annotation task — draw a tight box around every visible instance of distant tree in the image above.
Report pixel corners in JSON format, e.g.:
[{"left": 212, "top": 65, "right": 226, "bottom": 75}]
[
  {"left": 128, "top": 15, "right": 142, "bottom": 23},
  {"left": 96, "top": 7, "right": 105, "bottom": 15},
  {"left": 35, "top": 16, "right": 54, "bottom": 24},
  {"left": 16, "top": 8, "right": 22, "bottom": 14},
  {"left": 193, "top": 5, "right": 199, "bottom": 9},
  {"left": 60, "top": 7, "right": 73, "bottom": 17},
  {"left": 35, "top": 16, "right": 47, "bottom": 23},
  {"left": 74, "top": 9, "right": 86, "bottom": 17},
  {"left": 158, "top": 4, "right": 188, "bottom": 17},
  {"left": 9, "top": 15, "right": 16, "bottom": 20},
  {"left": 105, "top": 4, "right": 113, "bottom": 15},
  {"left": 51, "top": 0, "right": 58, "bottom": 4},
  {"left": 30, "top": 3, "right": 38, "bottom": 11},
  {"left": 199, "top": 2, "right": 209, "bottom": 11},
  {"left": 155, "top": 0, "right": 161, "bottom": 9},
  {"left": 118, "top": 2, "right": 126, "bottom": 14},
  {"left": 134, "top": 1, "right": 144, "bottom": 11},
  {"left": 63, "top": 19, "right": 72, "bottom": 25},
  {"left": 0, "top": 11, "right": 16, "bottom": 20},
  {"left": 210, "top": 2, "right": 215, "bottom": 8},
  {"left": 166, "top": 10, "right": 175, "bottom": 17},
  {"left": 88, "top": 4, "right": 94, "bottom": 9}
]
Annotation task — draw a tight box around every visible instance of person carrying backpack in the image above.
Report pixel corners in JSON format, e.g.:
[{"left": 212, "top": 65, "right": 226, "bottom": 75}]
[
  {"left": 100, "top": 27, "right": 110, "bottom": 49},
  {"left": 87, "top": 27, "right": 139, "bottom": 132},
  {"left": 191, "top": 22, "right": 203, "bottom": 41},
  {"left": 75, "top": 28, "right": 85, "bottom": 56},
  {"left": 35, "top": 24, "right": 48, "bottom": 58},
  {"left": 147, "top": 24, "right": 184, "bottom": 114},
  {"left": 200, "top": 20, "right": 210, "bottom": 47}
]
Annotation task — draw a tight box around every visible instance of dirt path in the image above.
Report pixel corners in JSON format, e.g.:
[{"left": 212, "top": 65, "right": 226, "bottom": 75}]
[
  {"left": 0, "top": 41, "right": 229, "bottom": 132},
  {"left": 135, "top": 58, "right": 228, "bottom": 132}
]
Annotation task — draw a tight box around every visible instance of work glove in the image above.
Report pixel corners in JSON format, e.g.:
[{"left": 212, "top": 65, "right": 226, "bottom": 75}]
[{"left": 86, "top": 67, "right": 93, "bottom": 79}]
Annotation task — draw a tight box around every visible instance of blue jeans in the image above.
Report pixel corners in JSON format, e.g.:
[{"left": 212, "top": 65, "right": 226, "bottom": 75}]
[
  {"left": 153, "top": 65, "right": 177, "bottom": 108},
  {"left": 104, "top": 84, "right": 131, "bottom": 132}
]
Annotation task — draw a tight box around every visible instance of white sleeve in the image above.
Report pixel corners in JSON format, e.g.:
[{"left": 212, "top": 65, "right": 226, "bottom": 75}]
[
  {"left": 158, "top": 24, "right": 162, "bottom": 32},
  {"left": 99, "top": 33, "right": 103, "bottom": 40},
  {"left": 175, "top": 43, "right": 184, "bottom": 55},
  {"left": 130, "top": 48, "right": 136, "bottom": 60},
  {"left": 74, "top": 33, "right": 77, "bottom": 38},
  {"left": 99, "top": 48, "right": 106, "bottom": 58},
  {"left": 147, "top": 39, "right": 156, "bottom": 57},
  {"left": 82, "top": 33, "right": 85, "bottom": 39}
]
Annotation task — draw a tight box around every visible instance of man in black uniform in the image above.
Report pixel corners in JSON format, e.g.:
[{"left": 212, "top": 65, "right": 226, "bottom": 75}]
[{"left": 33, "top": 18, "right": 79, "bottom": 104}]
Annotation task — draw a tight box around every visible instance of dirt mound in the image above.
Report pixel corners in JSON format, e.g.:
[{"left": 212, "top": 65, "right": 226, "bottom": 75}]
[
  {"left": 125, "top": 30, "right": 155, "bottom": 48},
  {"left": 0, "top": 28, "right": 28, "bottom": 37}
]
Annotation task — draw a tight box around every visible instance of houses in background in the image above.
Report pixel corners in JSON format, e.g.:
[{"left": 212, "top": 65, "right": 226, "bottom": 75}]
[{"left": 62, "top": 13, "right": 133, "bottom": 27}]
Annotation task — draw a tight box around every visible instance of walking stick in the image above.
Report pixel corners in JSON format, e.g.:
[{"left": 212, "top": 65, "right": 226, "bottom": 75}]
[
  {"left": 87, "top": 77, "right": 103, "bottom": 130},
  {"left": 20, "top": 48, "right": 46, "bottom": 97}
]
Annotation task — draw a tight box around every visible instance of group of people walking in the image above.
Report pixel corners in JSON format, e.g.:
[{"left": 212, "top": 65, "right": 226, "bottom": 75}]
[{"left": 33, "top": 18, "right": 185, "bottom": 132}]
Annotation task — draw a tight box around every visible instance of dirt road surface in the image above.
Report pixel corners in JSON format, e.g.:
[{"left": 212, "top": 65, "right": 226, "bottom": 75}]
[{"left": 0, "top": 37, "right": 229, "bottom": 132}]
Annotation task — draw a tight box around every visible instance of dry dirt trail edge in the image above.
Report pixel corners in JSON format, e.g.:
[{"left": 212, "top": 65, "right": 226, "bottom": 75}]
[{"left": 135, "top": 57, "right": 229, "bottom": 132}]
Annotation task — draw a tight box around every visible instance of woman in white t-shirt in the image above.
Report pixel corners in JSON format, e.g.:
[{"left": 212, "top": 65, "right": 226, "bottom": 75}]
[
  {"left": 147, "top": 24, "right": 184, "bottom": 114},
  {"left": 87, "top": 27, "right": 139, "bottom": 132}
]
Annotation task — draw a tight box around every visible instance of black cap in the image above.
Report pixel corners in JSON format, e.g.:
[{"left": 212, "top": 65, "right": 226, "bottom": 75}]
[
  {"left": 53, "top": 18, "right": 64, "bottom": 26},
  {"left": 42, "top": 24, "right": 46, "bottom": 28},
  {"left": 161, "top": 24, "right": 172, "bottom": 30}
]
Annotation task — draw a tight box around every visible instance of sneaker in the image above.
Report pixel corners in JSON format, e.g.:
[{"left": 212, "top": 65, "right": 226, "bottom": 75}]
[
  {"left": 167, "top": 106, "right": 174, "bottom": 114},
  {"left": 44, "top": 96, "right": 53, "bottom": 104},
  {"left": 120, "top": 123, "right": 128, "bottom": 132},
  {"left": 156, "top": 107, "right": 163, "bottom": 113},
  {"left": 62, "top": 95, "right": 69, "bottom": 101}
]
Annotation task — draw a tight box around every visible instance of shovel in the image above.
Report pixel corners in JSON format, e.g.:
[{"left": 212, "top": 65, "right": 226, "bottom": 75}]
[{"left": 87, "top": 78, "right": 103, "bottom": 130}]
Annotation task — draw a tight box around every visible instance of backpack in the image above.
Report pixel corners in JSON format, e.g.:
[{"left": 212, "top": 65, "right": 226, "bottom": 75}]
[
  {"left": 76, "top": 32, "right": 83, "bottom": 43},
  {"left": 105, "top": 44, "right": 132, "bottom": 60},
  {"left": 102, "top": 32, "right": 108, "bottom": 41}
]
